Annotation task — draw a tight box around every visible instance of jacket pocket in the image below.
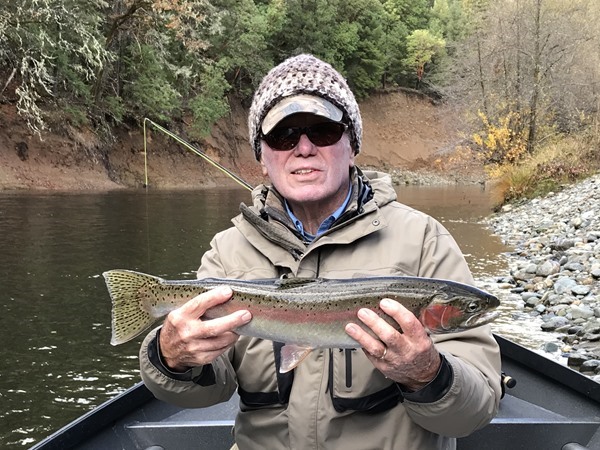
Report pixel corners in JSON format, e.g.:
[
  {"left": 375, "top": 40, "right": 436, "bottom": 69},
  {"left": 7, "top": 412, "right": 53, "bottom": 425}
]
[
  {"left": 236, "top": 339, "right": 294, "bottom": 410},
  {"left": 327, "top": 349, "right": 403, "bottom": 414}
]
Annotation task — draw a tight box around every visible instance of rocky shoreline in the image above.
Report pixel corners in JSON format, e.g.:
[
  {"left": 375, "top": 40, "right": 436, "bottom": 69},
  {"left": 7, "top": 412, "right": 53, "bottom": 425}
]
[{"left": 482, "top": 174, "right": 600, "bottom": 381}]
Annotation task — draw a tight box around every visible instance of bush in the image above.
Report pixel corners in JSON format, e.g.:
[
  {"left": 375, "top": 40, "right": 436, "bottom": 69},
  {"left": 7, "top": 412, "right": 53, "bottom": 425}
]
[{"left": 492, "top": 130, "right": 600, "bottom": 203}]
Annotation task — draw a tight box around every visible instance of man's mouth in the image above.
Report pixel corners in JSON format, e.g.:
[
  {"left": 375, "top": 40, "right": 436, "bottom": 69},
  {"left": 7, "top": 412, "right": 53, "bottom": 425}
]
[{"left": 293, "top": 169, "right": 316, "bottom": 175}]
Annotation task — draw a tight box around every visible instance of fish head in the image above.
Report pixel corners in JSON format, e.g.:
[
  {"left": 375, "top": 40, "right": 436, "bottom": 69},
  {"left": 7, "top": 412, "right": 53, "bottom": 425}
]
[{"left": 419, "top": 290, "right": 500, "bottom": 333}]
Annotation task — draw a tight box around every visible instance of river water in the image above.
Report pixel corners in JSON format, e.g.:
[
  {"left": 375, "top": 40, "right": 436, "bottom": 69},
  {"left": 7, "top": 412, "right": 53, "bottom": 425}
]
[{"left": 0, "top": 184, "right": 531, "bottom": 448}]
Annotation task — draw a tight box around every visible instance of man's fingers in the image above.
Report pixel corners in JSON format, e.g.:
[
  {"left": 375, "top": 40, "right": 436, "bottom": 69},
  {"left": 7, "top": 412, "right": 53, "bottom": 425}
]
[
  {"left": 345, "top": 321, "right": 385, "bottom": 358},
  {"left": 177, "top": 286, "right": 233, "bottom": 318},
  {"left": 189, "top": 331, "right": 240, "bottom": 353},
  {"left": 356, "top": 305, "right": 399, "bottom": 343},
  {"left": 379, "top": 299, "right": 426, "bottom": 337},
  {"left": 162, "top": 285, "right": 251, "bottom": 345},
  {"left": 200, "top": 310, "right": 252, "bottom": 338}
]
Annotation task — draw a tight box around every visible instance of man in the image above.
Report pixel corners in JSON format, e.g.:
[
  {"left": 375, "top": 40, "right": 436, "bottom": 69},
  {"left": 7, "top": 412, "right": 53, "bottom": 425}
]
[{"left": 140, "top": 54, "right": 502, "bottom": 449}]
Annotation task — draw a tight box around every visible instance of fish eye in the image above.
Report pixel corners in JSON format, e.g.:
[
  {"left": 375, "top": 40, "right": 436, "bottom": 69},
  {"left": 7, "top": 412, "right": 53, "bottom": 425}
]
[{"left": 467, "top": 301, "right": 481, "bottom": 313}]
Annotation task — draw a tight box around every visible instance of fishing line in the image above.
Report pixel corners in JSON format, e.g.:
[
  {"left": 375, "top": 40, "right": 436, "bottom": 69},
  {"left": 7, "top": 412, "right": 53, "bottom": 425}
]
[
  {"left": 142, "top": 118, "right": 254, "bottom": 191},
  {"left": 144, "top": 183, "right": 151, "bottom": 267}
]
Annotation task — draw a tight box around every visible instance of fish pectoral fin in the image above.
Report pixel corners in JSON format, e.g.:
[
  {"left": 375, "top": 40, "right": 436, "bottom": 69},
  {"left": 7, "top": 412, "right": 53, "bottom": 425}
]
[{"left": 279, "top": 344, "right": 313, "bottom": 373}]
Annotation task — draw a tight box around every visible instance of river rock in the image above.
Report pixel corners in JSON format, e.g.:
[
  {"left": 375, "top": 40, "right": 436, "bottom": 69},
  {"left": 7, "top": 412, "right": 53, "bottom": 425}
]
[
  {"left": 522, "top": 292, "right": 541, "bottom": 305},
  {"left": 536, "top": 260, "right": 560, "bottom": 276},
  {"left": 567, "top": 353, "right": 592, "bottom": 367},
  {"left": 583, "top": 333, "right": 600, "bottom": 342},
  {"left": 569, "top": 305, "right": 595, "bottom": 320},
  {"left": 564, "top": 262, "right": 586, "bottom": 272},
  {"left": 580, "top": 360, "right": 600, "bottom": 373},
  {"left": 567, "top": 326, "right": 585, "bottom": 335},
  {"left": 554, "top": 277, "right": 578, "bottom": 295},
  {"left": 543, "top": 341, "right": 561, "bottom": 352},
  {"left": 572, "top": 285, "right": 591, "bottom": 296},
  {"left": 541, "top": 316, "right": 570, "bottom": 331}
]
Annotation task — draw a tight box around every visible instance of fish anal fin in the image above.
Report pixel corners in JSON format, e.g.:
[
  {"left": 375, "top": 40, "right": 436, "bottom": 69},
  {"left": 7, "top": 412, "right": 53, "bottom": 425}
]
[{"left": 279, "top": 344, "right": 313, "bottom": 373}]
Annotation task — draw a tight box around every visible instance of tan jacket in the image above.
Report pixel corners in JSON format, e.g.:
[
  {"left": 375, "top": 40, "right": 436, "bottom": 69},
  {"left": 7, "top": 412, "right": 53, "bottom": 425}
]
[{"left": 140, "top": 169, "right": 502, "bottom": 450}]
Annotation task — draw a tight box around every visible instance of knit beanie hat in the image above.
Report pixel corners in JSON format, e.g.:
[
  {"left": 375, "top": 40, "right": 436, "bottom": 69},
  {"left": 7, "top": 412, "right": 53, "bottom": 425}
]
[{"left": 248, "top": 54, "right": 362, "bottom": 161}]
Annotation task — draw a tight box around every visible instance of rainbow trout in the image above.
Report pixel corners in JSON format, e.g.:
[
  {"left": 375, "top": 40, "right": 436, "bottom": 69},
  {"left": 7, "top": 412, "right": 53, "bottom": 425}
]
[{"left": 104, "top": 270, "right": 499, "bottom": 372}]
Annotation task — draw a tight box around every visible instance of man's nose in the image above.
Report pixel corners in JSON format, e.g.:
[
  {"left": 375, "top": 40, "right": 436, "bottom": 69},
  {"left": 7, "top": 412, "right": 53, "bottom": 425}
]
[{"left": 294, "top": 134, "right": 318, "bottom": 156}]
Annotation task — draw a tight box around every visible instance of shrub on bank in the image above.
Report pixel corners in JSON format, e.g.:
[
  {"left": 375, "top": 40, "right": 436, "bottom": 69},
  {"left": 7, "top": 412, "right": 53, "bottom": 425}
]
[{"left": 488, "top": 130, "right": 600, "bottom": 205}]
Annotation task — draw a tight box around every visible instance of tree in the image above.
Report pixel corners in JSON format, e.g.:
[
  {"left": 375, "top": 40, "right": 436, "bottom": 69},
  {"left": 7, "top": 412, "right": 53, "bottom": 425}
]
[
  {"left": 403, "top": 30, "right": 445, "bottom": 89},
  {"left": 446, "top": 0, "right": 600, "bottom": 161},
  {"left": 0, "top": 0, "right": 110, "bottom": 134}
]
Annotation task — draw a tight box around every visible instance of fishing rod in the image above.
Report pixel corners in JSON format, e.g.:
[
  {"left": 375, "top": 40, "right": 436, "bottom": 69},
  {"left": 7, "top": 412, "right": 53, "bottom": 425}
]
[{"left": 142, "top": 118, "right": 254, "bottom": 191}]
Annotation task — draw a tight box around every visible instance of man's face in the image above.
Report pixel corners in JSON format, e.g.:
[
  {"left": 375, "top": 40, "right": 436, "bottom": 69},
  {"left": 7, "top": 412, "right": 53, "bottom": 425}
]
[{"left": 260, "top": 113, "right": 355, "bottom": 214}]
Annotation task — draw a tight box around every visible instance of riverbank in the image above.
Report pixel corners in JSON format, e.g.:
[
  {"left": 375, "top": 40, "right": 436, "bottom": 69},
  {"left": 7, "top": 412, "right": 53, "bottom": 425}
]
[
  {"left": 0, "top": 92, "right": 487, "bottom": 191},
  {"left": 483, "top": 173, "right": 600, "bottom": 381}
]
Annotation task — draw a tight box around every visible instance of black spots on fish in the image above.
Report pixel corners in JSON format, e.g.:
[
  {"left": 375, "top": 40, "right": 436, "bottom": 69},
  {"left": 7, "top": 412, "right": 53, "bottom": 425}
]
[
  {"left": 234, "top": 294, "right": 253, "bottom": 306},
  {"left": 303, "top": 304, "right": 321, "bottom": 318},
  {"left": 320, "top": 300, "right": 344, "bottom": 311}
]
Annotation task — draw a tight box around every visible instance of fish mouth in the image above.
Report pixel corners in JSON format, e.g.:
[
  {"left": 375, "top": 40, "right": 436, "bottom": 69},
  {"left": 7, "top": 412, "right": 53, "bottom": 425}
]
[{"left": 464, "top": 310, "right": 501, "bottom": 328}]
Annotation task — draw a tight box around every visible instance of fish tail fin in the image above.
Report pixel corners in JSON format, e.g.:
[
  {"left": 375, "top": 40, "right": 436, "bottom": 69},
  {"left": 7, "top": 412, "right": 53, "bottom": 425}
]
[{"left": 103, "top": 269, "right": 162, "bottom": 346}]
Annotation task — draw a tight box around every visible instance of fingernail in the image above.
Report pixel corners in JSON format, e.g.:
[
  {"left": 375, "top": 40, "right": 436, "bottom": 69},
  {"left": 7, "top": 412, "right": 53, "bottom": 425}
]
[
  {"left": 358, "top": 308, "right": 374, "bottom": 320},
  {"left": 380, "top": 299, "right": 393, "bottom": 309},
  {"left": 239, "top": 311, "right": 251, "bottom": 322},
  {"left": 220, "top": 286, "right": 232, "bottom": 295},
  {"left": 346, "top": 323, "right": 357, "bottom": 333}
]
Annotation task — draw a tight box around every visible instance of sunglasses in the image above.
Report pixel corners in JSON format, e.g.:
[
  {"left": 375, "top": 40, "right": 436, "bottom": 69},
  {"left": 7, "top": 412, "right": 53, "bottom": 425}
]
[{"left": 262, "top": 122, "right": 348, "bottom": 151}]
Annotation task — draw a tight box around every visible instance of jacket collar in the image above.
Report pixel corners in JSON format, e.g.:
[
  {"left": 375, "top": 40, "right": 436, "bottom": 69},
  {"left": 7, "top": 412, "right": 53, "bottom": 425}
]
[{"left": 234, "top": 167, "right": 395, "bottom": 262}]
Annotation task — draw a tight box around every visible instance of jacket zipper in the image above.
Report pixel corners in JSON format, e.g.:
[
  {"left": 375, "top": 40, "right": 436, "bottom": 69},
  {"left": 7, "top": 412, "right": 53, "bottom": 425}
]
[{"left": 345, "top": 349, "right": 353, "bottom": 389}]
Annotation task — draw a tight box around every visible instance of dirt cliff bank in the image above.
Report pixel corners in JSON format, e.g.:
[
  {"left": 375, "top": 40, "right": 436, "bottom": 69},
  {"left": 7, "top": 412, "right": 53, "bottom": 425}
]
[{"left": 0, "top": 91, "right": 484, "bottom": 191}]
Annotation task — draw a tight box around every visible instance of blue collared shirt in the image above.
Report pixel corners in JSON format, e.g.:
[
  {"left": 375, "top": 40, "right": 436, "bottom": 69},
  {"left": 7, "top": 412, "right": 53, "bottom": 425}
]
[{"left": 285, "top": 184, "right": 352, "bottom": 242}]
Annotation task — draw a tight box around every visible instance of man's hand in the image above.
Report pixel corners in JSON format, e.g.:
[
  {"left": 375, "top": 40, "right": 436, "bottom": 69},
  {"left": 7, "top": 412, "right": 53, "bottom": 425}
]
[
  {"left": 159, "top": 286, "right": 252, "bottom": 372},
  {"left": 345, "top": 299, "right": 441, "bottom": 391}
]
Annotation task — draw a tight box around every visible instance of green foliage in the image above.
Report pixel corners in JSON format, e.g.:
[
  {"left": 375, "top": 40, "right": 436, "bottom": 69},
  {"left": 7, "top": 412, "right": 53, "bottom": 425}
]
[
  {"left": 403, "top": 29, "right": 445, "bottom": 85},
  {"left": 123, "top": 44, "right": 182, "bottom": 123},
  {"left": 0, "top": 0, "right": 109, "bottom": 135},
  {"left": 0, "top": 0, "right": 451, "bottom": 137},
  {"left": 103, "top": 95, "right": 126, "bottom": 124},
  {"left": 205, "top": 0, "right": 277, "bottom": 96},
  {"left": 379, "top": 0, "right": 435, "bottom": 87},
  {"left": 334, "top": 0, "right": 386, "bottom": 99},
  {"left": 188, "top": 63, "right": 231, "bottom": 138},
  {"left": 61, "top": 103, "right": 89, "bottom": 127},
  {"left": 429, "top": 0, "right": 469, "bottom": 44}
]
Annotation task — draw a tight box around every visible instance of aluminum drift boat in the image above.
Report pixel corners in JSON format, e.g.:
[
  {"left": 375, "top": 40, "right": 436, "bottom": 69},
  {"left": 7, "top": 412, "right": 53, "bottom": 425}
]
[{"left": 31, "top": 335, "right": 600, "bottom": 450}]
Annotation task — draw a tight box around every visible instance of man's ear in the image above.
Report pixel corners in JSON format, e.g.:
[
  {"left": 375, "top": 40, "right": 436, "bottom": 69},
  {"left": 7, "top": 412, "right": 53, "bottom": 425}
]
[
  {"left": 349, "top": 140, "right": 356, "bottom": 168},
  {"left": 260, "top": 158, "right": 268, "bottom": 176}
]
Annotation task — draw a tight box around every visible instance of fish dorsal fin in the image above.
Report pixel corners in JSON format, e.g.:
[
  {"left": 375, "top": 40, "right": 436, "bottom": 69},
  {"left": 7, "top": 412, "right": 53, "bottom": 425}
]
[
  {"left": 276, "top": 277, "right": 321, "bottom": 290},
  {"left": 280, "top": 344, "right": 314, "bottom": 373}
]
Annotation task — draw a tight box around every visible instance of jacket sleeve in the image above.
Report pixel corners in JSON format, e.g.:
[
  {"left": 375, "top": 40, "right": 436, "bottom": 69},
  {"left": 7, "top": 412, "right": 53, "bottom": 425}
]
[
  {"left": 401, "top": 217, "right": 502, "bottom": 436},
  {"left": 138, "top": 235, "right": 239, "bottom": 408}
]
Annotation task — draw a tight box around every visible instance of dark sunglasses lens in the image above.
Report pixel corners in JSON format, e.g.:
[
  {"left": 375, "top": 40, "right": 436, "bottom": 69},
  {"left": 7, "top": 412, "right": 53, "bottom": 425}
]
[
  {"left": 264, "top": 122, "right": 347, "bottom": 150},
  {"left": 263, "top": 128, "right": 301, "bottom": 150},
  {"left": 307, "top": 123, "right": 346, "bottom": 146}
]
